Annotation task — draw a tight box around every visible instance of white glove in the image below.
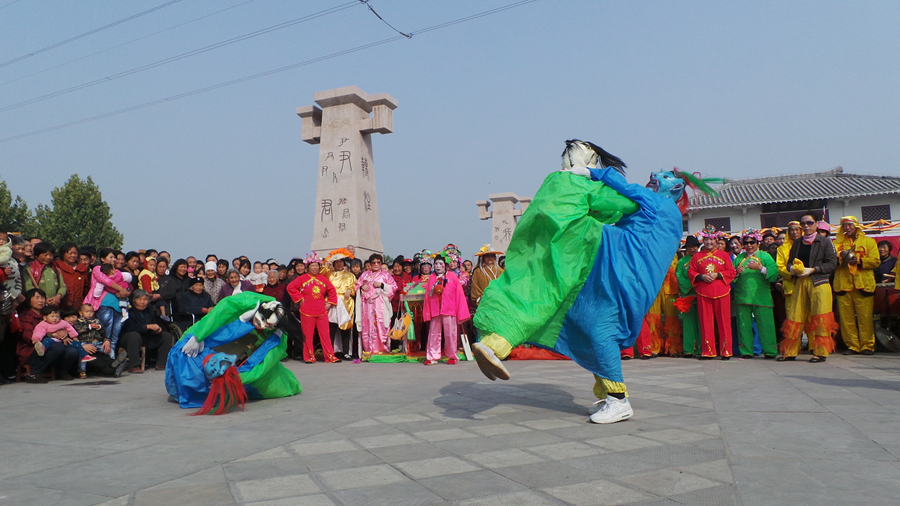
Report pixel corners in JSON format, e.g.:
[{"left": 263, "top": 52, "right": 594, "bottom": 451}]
[
  {"left": 797, "top": 267, "right": 816, "bottom": 278},
  {"left": 182, "top": 335, "right": 204, "bottom": 357},
  {"left": 567, "top": 166, "right": 591, "bottom": 178}
]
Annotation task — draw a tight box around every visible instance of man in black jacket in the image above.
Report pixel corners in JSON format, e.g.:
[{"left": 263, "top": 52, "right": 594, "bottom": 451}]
[
  {"left": 779, "top": 214, "right": 838, "bottom": 363},
  {"left": 120, "top": 290, "right": 173, "bottom": 373},
  {"left": 177, "top": 277, "right": 213, "bottom": 328}
]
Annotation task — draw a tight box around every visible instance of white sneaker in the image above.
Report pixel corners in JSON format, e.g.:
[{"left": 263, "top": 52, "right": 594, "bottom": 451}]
[
  {"left": 589, "top": 396, "right": 633, "bottom": 424},
  {"left": 588, "top": 398, "right": 607, "bottom": 414},
  {"left": 472, "top": 342, "right": 510, "bottom": 381}
]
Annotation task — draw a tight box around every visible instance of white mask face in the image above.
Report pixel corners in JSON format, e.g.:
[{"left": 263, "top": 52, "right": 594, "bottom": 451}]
[{"left": 433, "top": 260, "right": 446, "bottom": 275}]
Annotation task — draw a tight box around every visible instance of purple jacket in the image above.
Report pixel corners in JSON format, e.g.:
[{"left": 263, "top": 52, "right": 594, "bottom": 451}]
[{"left": 218, "top": 280, "right": 256, "bottom": 300}]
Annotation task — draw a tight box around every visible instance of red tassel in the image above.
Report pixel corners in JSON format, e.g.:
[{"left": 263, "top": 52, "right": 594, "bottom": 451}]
[{"left": 191, "top": 362, "right": 248, "bottom": 416}]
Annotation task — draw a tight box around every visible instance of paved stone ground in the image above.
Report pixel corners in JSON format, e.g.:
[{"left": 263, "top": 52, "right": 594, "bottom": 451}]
[{"left": 1, "top": 353, "right": 899, "bottom": 506}]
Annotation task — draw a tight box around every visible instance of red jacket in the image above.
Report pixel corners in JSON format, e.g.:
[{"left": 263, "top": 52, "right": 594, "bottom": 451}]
[
  {"left": 17, "top": 309, "right": 41, "bottom": 366},
  {"left": 689, "top": 248, "right": 736, "bottom": 299},
  {"left": 286, "top": 274, "right": 337, "bottom": 317},
  {"left": 55, "top": 259, "right": 89, "bottom": 309}
]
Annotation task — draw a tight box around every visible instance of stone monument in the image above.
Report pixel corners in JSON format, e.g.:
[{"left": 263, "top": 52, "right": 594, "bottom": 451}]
[
  {"left": 297, "top": 86, "right": 397, "bottom": 258},
  {"left": 476, "top": 193, "right": 532, "bottom": 254}
]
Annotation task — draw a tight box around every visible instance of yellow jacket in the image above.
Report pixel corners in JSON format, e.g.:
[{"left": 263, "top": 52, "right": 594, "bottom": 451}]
[
  {"left": 776, "top": 240, "right": 795, "bottom": 296},
  {"left": 833, "top": 231, "right": 880, "bottom": 293}
]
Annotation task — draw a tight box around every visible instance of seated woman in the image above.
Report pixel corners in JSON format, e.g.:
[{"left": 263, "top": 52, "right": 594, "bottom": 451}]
[
  {"left": 119, "top": 290, "right": 174, "bottom": 373},
  {"left": 23, "top": 243, "right": 66, "bottom": 307},
  {"left": 167, "top": 258, "right": 193, "bottom": 309},
  {"left": 178, "top": 277, "right": 214, "bottom": 325},
  {"left": 219, "top": 269, "right": 255, "bottom": 301},
  {"left": 17, "top": 289, "right": 80, "bottom": 382}
]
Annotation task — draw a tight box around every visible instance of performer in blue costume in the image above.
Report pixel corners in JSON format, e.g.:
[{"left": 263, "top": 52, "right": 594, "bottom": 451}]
[{"left": 474, "top": 140, "right": 717, "bottom": 424}]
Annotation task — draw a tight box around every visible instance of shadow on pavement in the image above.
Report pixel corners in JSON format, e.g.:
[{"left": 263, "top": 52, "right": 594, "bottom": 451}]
[
  {"left": 435, "top": 381, "right": 584, "bottom": 418},
  {"left": 784, "top": 375, "right": 900, "bottom": 391}
]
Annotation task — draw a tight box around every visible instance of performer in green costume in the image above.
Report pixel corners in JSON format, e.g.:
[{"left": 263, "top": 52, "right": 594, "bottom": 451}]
[
  {"left": 675, "top": 235, "right": 701, "bottom": 357},
  {"left": 166, "top": 292, "right": 302, "bottom": 410},
  {"left": 473, "top": 141, "right": 637, "bottom": 357},
  {"left": 732, "top": 229, "right": 779, "bottom": 358}
]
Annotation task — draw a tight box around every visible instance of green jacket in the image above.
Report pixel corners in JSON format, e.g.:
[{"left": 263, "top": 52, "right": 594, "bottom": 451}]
[
  {"left": 23, "top": 262, "right": 67, "bottom": 299},
  {"left": 732, "top": 251, "right": 777, "bottom": 307},
  {"left": 676, "top": 254, "right": 695, "bottom": 297}
]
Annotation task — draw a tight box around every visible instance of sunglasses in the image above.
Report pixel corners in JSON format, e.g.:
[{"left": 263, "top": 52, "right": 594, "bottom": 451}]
[
  {"left": 742, "top": 241, "right": 757, "bottom": 245},
  {"left": 801, "top": 220, "right": 815, "bottom": 225}
]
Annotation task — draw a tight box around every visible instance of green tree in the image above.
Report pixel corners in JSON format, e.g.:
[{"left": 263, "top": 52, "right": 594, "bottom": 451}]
[
  {"left": 33, "top": 174, "right": 123, "bottom": 249},
  {"left": 0, "top": 176, "right": 33, "bottom": 234}
]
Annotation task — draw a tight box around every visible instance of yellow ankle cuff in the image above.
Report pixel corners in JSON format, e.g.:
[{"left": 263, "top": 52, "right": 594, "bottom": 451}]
[{"left": 481, "top": 333, "right": 513, "bottom": 359}]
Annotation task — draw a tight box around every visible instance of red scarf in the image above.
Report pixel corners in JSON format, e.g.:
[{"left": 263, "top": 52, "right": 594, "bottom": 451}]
[
  {"left": 802, "top": 232, "right": 817, "bottom": 244},
  {"left": 29, "top": 260, "right": 45, "bottom": 285}
]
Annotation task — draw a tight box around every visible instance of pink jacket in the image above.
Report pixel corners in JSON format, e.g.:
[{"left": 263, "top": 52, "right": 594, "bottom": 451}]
[
  {"left": 32, "top": 320, "right": 78, "bottom": 342},
  {"left": 83, "top": 265, "right": 129, "bottom": 311},
  {"left": 423, "top": 271, "right": 471, "bottom": 322},
  {"left": 355, "top": 270, "right": 397, "bottom": 303}
]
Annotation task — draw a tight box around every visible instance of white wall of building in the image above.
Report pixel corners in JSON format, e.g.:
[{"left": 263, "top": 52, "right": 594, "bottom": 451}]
[{"left": 685, "top": 196, "right": 899, "bottom": 235}]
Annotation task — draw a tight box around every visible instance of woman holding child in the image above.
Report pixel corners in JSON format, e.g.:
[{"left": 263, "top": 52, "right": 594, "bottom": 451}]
[
  {"left": 18, "top": 289, "right": 80, "bottom": 383},
  {"left": 84, "top": 248, "right": 132, "bottom": 359}
]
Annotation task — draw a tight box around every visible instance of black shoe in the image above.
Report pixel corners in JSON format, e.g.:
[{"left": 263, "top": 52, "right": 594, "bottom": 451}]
[
  {"left": 776, "top": 356, "right": 796, "bottom": 362},
  {"left": 861, "top": 350, "right": 874, "bottom": 356},
  {"left": 764, "top": 355, "right": 776, "bottom": 359},
  {"left": 0, "top": 376, "right": 12, "bottom": 385},
  {"left": 26, "top": 374, "right": 48, "bottom": 384},
  {"left": 114, "top": 361, "right": 127, "bottom": 378},
  {"left": 640, "top": 355, "right": 652, "bottom": 360},
  {"left": 699, "top": 356, "right": 713, "bottom": 361},
  {"left": 843, "top": 350, "right": 857, "bottom": 355},
  {"left": 721, "top": 356, "right": 731, "bottom": 361},
  {"left": 58, "top": 373, "right": 75, "bottom": 381},
  {"left": 683, "top": 354, "right": 694, "bottom": 359},
  {"left": 742, "top": 355, "right": 753, "bottom": 359},
  {"left": 621, "top": 356, "right": 631, "bottom": 361},
  {"left": 809, "top": 356, "right": 827, "bottom": 363}
]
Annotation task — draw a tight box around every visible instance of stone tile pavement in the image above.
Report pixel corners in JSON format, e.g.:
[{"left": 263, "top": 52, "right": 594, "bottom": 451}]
[{"left": 1, "top": 353, "right": 899, "bottom": 505}]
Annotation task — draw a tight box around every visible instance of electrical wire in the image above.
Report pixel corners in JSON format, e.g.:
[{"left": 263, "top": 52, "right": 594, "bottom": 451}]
[
  {"left": 0, "top": 0, "right": 24, "bottom": 12},
  {"left": 360, "top": 0, "right": 411, "bottom": 38},
  {"left": 0, "top": 0, "right": 183, "bottom": 69},
  {"left": 0, "top": 0, "right": 259, "bottom": 88},
  {"left": 0, "top": 0, "right": 538, "bottom": 144},
  {"left": 0, "top": 1, "right": 359, "bottom": 113}
]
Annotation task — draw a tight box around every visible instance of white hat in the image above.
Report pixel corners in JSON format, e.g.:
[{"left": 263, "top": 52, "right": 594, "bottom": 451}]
[{"left": 205, "top": 261, "right": 217, "bottom": 272}]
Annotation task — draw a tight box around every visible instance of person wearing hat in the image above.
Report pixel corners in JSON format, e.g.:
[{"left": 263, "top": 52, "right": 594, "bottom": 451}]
[
  {"left": 324, "top": 249, "right": 357, "bottom": 359},
  {"left": 732, "top": 229, "right": 778, "bottom": 359},
  {"left": 689, "top": 225, "right": 737, "bottom": 359},
  {"left": 780, "top": 214, "right": 838, "bottom": 362},
  {"left": 423, "top": 256, "right": 470, "bottom": 365},
  {"left": 833, "top": 216, "right": 880, "bottom": 355},
  {"left": 354, "top": 253, "right": 398, "bottom": 355},
  {"left": 816, "top": 221, "right": 831, "bottom": 238},
  {"left": 203, "top": 261, "right": 226, "bottom": 305},
  {"left": 676, "top": 235, "right": 702, "bottom": 357},
  {"left": 286, "top": 253, "right": 340, "bottom": 363},
  {"left": 469, "top": 246, "right": 504, "bottom": 308},
  {"left": 775, "top": 221, "right": 803, "bottom": 344},
  {"left": 178, "top": 276, "right": 214, "bottom": 323}
]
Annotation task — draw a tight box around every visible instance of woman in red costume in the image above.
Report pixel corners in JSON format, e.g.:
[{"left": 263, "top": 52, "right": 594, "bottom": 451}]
[
  {"left": 286, "top": 252, "right": 340, "bottom": 364},
  {"left": 689, "top": 225, "right": 737, "bottom": 359}
]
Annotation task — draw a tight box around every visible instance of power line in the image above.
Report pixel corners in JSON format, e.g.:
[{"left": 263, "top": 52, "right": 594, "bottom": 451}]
[
  {"left": 0, "top": 0, "right": 259, "bottom": 88},
  {"left": 0, "top": 0, "right": 538, "bottom": 145},
  {"left": 0, "top": 0, "right": 184, "bottom": 69},
  {"left": 0, "top": 1, "right": 360, "bottom": 113},
  {"left": 0, "top": 0, "right": 24, "bottom": 12},
  {"left": 360, "top": 0, "right": 411, "bottom": 39}
]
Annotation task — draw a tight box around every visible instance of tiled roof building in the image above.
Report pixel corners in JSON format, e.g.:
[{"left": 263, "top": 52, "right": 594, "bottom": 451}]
[{"left": 685, "top": 167, "right": 900, "bottom": 234}]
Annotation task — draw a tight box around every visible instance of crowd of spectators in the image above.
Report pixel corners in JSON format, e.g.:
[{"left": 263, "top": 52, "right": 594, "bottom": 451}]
[{"left": 0, "top": 234, "right": 505, "bottom": 384}]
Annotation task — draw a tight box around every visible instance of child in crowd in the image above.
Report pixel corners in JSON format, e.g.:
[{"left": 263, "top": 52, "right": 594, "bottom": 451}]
[
  {"left": 32, "top": 306, "right": 95, "bottom": 366},
  {"left": 74, "top": 304, "right": 109, "bottom": 378},
  {"left": 246, "top": 261, "right": 268, "bottom": 292},
  {"left": 94, "top": 265, "right": 132, "bottom": 310},
  {"left": 0, "top": 231, "right": 12, "bottom": 311}
]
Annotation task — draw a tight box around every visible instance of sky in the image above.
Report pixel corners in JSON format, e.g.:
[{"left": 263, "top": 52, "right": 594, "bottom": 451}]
[{"left": 1, "top": 0, "right": 897, "bottom": 263}]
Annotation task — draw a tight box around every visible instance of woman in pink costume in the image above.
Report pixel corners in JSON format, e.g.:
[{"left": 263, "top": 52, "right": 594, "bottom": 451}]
[
  {"left": 423, "top": 257, "right": 470, "bottom": 365},
  {"left": 354, "top": 253, "right": 398, "bottom": 354}
]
